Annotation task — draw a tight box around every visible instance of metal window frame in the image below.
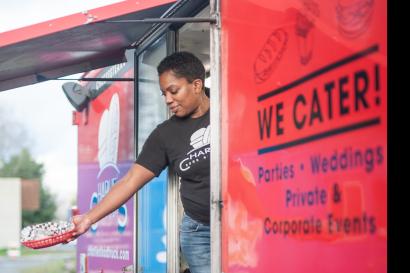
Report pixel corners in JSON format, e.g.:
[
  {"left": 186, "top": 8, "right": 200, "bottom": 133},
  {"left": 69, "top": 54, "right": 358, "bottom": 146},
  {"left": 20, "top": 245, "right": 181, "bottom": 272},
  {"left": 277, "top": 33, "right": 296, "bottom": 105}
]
[
  {"left": 210, "top": 1, "right": 221, "bottom": 273},
  {"left": 134, "top": 33, "right": 173, "bottom": 273},
  {"left": 165, "top": 30, "right": 182, "bottom": 273},
  {"left": 133, "top": 48, "right": 139, "bottom": 273}
]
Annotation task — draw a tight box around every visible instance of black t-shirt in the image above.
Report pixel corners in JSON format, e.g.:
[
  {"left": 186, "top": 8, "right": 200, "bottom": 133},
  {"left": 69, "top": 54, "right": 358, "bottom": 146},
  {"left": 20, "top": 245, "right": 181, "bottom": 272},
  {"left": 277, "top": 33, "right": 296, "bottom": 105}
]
[{"left": 135, "top": 110, "right": 210, "bottom": 224}]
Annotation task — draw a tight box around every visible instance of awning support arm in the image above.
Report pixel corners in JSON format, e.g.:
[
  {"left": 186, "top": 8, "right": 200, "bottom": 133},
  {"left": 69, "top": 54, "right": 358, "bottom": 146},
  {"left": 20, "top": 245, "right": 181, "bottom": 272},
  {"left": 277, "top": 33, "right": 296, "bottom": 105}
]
[
  {"left": 100, "top": 17, "right": 217, "bottom": 24},
  {"left": 48, "top": 77, "right": 134, "bottom": 82}
]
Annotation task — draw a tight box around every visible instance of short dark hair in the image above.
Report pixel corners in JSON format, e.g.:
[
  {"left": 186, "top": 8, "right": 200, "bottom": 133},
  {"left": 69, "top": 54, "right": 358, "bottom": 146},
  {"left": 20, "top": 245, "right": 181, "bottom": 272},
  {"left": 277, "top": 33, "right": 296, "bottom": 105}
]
[{"left": 157, "top": 51, "right": 205, "bottom": 85}]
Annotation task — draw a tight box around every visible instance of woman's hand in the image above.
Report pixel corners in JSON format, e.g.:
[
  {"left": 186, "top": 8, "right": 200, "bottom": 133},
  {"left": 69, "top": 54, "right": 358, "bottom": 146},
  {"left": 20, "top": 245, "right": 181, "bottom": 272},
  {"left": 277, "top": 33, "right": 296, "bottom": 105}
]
[{"left": 65, "top": 214, "right": 93, "bottom": 243}]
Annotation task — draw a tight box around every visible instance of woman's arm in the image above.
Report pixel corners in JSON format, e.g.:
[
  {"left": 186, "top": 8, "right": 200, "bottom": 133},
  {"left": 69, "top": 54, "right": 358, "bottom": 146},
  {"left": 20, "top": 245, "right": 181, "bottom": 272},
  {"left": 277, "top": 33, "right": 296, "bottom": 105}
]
[{"left": 70, "top": 163, "right": 155, "bottom": 238}]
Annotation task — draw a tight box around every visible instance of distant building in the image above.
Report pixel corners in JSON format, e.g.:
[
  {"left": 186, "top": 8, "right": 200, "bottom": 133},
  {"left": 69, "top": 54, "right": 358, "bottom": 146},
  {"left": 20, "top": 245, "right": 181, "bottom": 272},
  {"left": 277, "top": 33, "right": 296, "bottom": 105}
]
[
  {"left": 21, "top": 179, "right": 40, "bottom": 211},
  {"left": 0, "top": 178, "right": 40, "bottom": 249}
]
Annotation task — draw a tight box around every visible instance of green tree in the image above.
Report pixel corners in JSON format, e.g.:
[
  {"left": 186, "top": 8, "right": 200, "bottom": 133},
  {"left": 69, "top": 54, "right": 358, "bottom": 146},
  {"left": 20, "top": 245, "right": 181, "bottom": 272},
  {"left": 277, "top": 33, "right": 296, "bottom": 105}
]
[
  {"left": 0, "top": 149, "right": 43, "bottom": 179},
  {"left": 0, "top": 148, "right": 57, "bottom": 227}
]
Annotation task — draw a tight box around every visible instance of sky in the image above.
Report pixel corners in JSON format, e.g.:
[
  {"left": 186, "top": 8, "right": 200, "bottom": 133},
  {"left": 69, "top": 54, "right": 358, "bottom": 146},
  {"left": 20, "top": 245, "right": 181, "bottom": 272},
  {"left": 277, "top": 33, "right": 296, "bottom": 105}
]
[{"left": 0, "top": 0, "right": 122, "bottom": 219}]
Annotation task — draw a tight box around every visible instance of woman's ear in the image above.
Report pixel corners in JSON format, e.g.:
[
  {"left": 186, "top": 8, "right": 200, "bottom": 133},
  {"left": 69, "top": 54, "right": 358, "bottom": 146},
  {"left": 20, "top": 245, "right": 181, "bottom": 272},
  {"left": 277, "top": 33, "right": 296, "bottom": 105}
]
[{"left": 192, "top": 79, "right": 203, "bottom": 94}]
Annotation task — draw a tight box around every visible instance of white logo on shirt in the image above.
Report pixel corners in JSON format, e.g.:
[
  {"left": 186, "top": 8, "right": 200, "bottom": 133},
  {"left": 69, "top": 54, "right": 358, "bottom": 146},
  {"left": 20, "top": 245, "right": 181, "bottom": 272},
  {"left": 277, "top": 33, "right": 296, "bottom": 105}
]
[{"left": 179, "top": 125, "right": 210, "bottom": 172}]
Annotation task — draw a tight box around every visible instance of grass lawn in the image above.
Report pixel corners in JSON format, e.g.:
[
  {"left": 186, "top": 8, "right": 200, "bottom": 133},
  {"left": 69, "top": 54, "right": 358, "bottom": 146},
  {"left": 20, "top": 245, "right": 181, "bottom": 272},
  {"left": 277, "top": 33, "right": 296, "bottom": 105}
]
[
  {"left": 0, "top": 246, "right": 71, "bottom": 256},
  {"left": 20, "top": 247, "right": 59, "bottom": 256},
  {"left": 0, "top": 248, "right": 7, "bottom": 256}
]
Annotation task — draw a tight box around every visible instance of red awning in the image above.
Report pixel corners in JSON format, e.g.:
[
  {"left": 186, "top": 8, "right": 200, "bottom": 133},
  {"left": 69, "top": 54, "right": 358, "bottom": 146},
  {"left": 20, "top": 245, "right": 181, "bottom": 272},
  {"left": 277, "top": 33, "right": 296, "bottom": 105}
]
[{"left": 0, "top": 0, "right": 176, "bottom": 92}]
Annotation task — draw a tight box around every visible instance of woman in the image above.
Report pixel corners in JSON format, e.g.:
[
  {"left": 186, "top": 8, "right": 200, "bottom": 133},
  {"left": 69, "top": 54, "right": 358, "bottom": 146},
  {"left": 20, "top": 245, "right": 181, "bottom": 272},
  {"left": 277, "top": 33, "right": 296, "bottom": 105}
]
[{"left": 71, "top": 51, "right": 211, "bottom": 273}]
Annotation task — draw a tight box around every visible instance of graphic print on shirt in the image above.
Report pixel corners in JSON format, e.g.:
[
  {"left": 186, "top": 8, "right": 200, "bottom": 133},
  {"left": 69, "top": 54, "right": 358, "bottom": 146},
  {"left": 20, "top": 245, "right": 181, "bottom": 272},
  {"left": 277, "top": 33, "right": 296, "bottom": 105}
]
[{"left": 179, "top": 125, "right": 211, "bottom": 172}]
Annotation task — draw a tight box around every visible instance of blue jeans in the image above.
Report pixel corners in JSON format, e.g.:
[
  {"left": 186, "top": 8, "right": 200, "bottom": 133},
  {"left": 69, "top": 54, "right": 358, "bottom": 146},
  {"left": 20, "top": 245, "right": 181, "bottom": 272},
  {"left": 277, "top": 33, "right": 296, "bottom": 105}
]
[{"left": 179, "top": 214, "right": 210, "bottom": 273}]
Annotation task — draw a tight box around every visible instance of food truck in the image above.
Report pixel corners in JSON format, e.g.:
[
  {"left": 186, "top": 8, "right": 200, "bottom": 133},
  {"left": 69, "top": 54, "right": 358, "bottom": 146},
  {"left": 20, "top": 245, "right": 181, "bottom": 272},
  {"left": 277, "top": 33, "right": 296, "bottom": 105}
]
[{"left": 0, "top": 0, "right": 387, "bottom": 272}]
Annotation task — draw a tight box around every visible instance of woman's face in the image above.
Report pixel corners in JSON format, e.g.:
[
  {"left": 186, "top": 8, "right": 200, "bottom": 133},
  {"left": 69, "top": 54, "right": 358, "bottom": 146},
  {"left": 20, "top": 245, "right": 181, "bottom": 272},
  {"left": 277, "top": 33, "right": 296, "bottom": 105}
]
[{"left": 159, "top": 70, "right": 203, "bottom": 118}]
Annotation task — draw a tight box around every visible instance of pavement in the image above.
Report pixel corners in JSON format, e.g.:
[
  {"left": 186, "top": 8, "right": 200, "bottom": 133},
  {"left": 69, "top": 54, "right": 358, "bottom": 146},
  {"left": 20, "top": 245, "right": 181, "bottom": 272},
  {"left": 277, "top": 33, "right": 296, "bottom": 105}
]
[{"left": 0, "top": 244, "right": 75, "bottom": 273}]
